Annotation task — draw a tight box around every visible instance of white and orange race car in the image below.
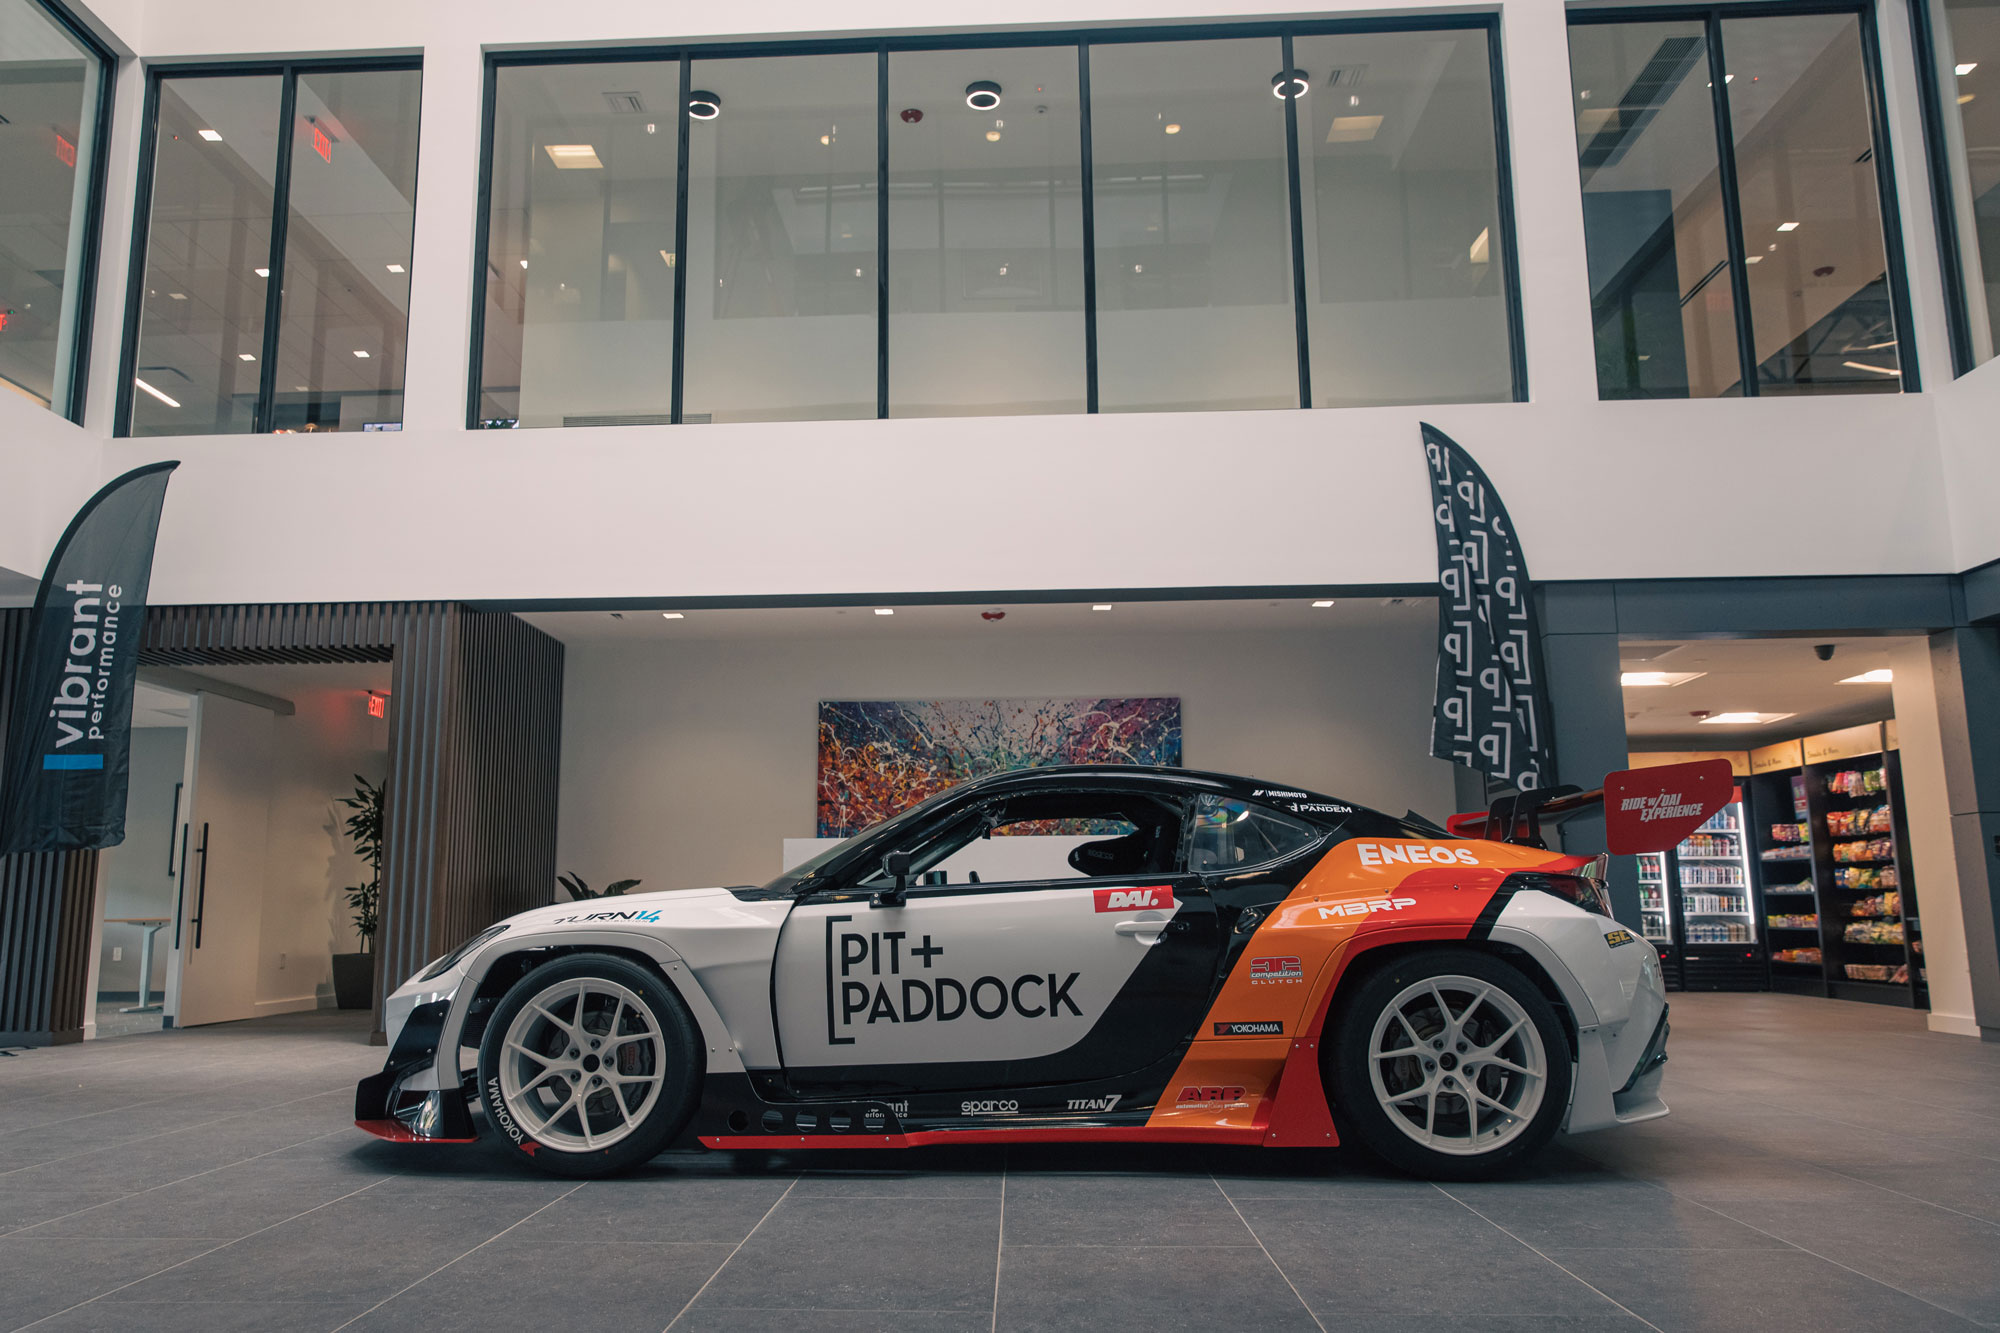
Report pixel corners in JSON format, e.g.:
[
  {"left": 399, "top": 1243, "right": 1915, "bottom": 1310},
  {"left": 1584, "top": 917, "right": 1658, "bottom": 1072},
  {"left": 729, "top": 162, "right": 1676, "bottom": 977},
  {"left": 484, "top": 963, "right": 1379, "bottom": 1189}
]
[{"left": 357, "top": 764, "right": 1679, "bottom": 1179}]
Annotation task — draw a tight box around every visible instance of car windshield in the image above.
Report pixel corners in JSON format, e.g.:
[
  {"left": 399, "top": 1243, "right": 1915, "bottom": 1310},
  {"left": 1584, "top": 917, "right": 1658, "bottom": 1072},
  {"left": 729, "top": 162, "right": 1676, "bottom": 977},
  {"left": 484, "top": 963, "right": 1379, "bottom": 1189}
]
[{"left": 760, "top": 788, "right": 958, "bottom": 895}]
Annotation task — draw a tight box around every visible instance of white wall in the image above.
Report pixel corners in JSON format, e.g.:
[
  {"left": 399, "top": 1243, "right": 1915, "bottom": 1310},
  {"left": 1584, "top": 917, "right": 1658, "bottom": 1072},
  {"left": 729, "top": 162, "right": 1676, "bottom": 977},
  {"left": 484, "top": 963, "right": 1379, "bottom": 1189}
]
[
  {"left": 554, "top": 620, "right": 1460, "bottom": 893},
  {"left": 92, "top": 725, "right": 185, "bottom": 995}
]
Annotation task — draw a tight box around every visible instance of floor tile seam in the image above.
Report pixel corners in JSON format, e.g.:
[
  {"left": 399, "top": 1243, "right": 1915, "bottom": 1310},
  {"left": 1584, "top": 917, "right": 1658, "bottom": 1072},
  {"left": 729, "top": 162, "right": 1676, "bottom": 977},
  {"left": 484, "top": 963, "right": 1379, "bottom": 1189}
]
[
  {"left": 7, "top": 1176, "right": 393, "bottom": 1332},
  {"left": 1429, "top": 1184, "right": 1667, "bottom": 1332},
  {"left": 996, "top": 1242, "right": 1268, "bottom": 1249},
  {"left": 1659, "top": 1087, "right": 2000, "bottom": 1164},
  {"left": 1570, "top": 1153, "right": 1996, "bottom": 1327},
  {"left": 1207, "top": 1170, "right": 1329, "bottom": 1333},
  {"left": 661, "top": 1177, "right": 801, "bottom": 1333},
  {"left": 989, "top": 1149, "right": 1006, "bottom": 1333},
  {"left": 1802, "top": 1163, "right": 2000, "bottom": 1229},
  {"left": 322, "top": 1179, "right": 590, "bottom": 1331},
  {"left": 1, "top": 1128, "right": 359, "bottom": 1237},
  {"left": 0, "top": 1084, "right": 370, "bottom": 1179}
]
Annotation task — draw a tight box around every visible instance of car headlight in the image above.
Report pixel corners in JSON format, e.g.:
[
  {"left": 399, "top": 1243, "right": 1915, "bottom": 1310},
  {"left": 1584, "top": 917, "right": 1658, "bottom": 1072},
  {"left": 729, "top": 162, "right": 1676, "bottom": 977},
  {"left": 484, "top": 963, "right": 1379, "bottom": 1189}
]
[{"left": 416, "top": 924, "right": 508, "bottom": 983}]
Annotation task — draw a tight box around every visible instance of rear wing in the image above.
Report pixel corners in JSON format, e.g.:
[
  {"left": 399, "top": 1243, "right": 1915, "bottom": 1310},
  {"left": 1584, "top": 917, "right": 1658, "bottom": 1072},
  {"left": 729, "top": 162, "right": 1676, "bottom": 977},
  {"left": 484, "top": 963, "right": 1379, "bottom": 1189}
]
[{"left": 1444, "top": 758, "right": 1734, "bottom": 854}]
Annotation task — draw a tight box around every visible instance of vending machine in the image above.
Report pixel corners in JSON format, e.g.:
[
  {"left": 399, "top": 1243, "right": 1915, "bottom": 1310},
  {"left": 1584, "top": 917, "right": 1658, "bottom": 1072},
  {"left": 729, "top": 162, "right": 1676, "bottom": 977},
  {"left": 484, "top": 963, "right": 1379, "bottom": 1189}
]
[{"left": 1652, "top": 793, "right": 1765, "bottom": 990}]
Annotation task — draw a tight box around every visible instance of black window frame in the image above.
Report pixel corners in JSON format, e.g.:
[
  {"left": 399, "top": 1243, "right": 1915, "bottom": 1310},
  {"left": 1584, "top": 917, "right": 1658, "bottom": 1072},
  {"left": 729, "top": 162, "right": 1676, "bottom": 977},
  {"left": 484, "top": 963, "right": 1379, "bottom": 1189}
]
[
  {"left": 468, "top": 15, "right": 1528, "bottom": 430},
  {"left": 1909, "top": 0, "right": 1982, "bottom": 376},
  {"left": 1569, "top": 1, "right": 1922, "bottom": 395},
  {"left": 11, "top": 0, "right": 116, "bottom": 425},
  {"left": 114, "top": 54, "right": 425, "bottom": 438}
]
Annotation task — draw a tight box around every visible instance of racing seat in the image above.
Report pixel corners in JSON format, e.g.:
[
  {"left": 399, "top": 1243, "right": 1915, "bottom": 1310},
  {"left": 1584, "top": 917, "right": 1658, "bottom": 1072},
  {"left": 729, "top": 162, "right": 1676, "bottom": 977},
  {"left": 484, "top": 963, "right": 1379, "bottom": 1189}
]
[{"left": 1068, "top": 827, "right": 1164, "bottom": 876}]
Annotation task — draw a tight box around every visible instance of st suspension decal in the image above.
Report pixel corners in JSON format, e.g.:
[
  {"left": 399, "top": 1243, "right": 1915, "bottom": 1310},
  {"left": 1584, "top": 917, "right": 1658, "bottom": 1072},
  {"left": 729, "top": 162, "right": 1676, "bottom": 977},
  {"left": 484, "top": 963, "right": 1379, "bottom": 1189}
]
[{"left": 825, "top": 916, "right": 1083, "bottom": 1045}]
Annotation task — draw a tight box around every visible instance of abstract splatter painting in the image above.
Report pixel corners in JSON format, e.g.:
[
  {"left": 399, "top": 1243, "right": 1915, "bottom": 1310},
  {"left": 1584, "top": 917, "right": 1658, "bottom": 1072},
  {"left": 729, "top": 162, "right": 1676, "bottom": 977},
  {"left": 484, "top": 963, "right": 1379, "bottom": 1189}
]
[{"left": 816, "top": 697, "right": 1183, "bottom": 837}]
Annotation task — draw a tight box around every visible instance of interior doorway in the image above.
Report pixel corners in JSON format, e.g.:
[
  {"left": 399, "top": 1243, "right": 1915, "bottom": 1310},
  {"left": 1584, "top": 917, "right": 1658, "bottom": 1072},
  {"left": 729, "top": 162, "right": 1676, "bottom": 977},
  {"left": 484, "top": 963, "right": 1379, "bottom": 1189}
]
[{"left": 86, "top": 663, "right": 391, "bottom": 1037}]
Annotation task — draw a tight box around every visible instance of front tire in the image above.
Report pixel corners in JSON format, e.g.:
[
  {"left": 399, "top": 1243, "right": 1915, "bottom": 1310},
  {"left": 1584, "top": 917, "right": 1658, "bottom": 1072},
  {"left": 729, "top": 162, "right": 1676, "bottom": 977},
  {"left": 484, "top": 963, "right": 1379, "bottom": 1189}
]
[
  {"left": 1326, "top": 948, "right": 1572, "bottom": 1180},
  {"left": 476, "top": 952, "right": 702, "bottom": 1177}
]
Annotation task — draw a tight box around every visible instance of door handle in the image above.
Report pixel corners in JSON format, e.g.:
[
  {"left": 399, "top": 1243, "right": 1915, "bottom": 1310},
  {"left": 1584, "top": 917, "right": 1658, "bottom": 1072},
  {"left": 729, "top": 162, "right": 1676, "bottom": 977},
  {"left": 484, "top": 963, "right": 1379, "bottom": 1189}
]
[
  {"left": 1114, "top": 919, "right": 1168, "bottom": 938},
  {"left": 173, "top": 823, "right": 190, "bottom": 949},
  {"left": 191, "top": 822, "right": 210, "bottom": 949}
]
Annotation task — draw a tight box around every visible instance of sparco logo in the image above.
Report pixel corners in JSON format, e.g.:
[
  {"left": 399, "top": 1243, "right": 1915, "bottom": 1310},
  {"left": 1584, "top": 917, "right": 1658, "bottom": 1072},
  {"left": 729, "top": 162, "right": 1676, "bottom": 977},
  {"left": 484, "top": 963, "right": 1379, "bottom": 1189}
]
[
  {"left": 961, "top": 1099, "right": 1018, "bottom": 1116},
  {"left": 41, "top": 580, "right": 126, "bottom": 771},
  {"left": 485, "top": 1077, "right": 539, "bottom": 1155},
  {"left": 1093, "top": 885, "right": 1175, "bottom": 913},
  {"left": 826, "top": 919, "right": 1080, "bottom": 1046},
  {"left": 1066, "top": 1094, "right": 1122, "bottom": 1111},
  {"left": 1318, "top": 897, "right": 1417, "bottom": 919}
]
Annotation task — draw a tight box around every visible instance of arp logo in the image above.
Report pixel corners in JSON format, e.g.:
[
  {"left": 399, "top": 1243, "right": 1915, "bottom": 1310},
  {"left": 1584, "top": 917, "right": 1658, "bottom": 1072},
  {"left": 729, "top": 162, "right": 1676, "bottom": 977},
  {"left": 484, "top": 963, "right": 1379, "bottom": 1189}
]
[
  {"left": 1317, "top": 897, "right": 1418, "bottom": 920},
  {"left": 1177, "top": 1085, "right": 1246, "bottom": 1105},
  {"left": 1247, "top": 956, "right": 1303, "bottom": 983},
  {"left": 1094, "top": 885, "right": 1176, "bottom": 913}
]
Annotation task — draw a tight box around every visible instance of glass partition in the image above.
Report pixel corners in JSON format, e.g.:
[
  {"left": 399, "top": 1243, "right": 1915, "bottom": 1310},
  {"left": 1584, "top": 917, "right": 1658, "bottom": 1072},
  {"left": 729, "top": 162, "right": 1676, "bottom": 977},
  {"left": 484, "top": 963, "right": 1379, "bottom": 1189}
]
[{"left": 1921, "top": 0, "right": 2000, "bottom": 369}]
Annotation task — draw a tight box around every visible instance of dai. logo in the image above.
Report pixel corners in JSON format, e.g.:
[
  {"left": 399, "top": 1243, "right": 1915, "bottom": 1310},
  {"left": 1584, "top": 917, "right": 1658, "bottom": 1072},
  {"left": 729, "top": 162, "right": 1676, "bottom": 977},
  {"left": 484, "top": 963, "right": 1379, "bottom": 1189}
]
[{"left": 1093, "top": 885, "right": 1176, "bottom": 913}]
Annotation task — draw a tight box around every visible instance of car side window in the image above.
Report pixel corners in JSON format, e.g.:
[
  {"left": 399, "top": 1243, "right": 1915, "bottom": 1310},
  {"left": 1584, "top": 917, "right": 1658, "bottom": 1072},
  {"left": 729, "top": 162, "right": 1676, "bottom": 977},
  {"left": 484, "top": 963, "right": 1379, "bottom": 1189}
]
[
  {"left": 1189, "top": 794, "right": 1320, "bottom": 872},
  {"left": 848, "top": 790, "right": 1186, "bottom": 889}
]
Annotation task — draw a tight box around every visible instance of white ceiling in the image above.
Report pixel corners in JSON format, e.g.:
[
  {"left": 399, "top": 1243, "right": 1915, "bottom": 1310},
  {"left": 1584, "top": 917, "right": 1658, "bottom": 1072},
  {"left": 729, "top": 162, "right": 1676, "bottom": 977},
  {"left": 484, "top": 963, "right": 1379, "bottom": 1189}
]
[{"left": 1621, "top": 635, "right": 1913, "bottom": 748}]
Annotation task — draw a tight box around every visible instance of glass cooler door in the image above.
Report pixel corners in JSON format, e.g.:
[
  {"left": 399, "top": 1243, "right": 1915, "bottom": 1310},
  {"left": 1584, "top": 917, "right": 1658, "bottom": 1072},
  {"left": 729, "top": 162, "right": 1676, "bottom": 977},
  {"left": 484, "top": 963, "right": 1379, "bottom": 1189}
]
[{"left": 1673, "top": 799, "right": 1755, "bottom": 946}]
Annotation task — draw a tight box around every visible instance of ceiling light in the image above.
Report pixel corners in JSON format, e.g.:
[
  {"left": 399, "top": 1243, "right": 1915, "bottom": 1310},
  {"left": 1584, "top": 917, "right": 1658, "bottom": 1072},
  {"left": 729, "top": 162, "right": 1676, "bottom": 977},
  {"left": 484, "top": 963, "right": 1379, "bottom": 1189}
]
[
  {"left": 660, "top": 250, "right": 675, "bottom": 267},
  {"left": 1699, "top": 711, "right": 1794, "bottom": 725},
  {"left": 661, "top": 612, "right": 684, "bottom": 619},
  {"left": 874, "top": 608, "right": 894, "bottom": 616},
  {"left": 1271, "top": 70, "right": 1310, "bottom": 100},
  {"left": 1621, "top": 670, "right": 1706, "bottom": 687},
  {"left": 134, "top": 377, "right": 180, "bottom": 408},
  {"left": 1841, "top": 669, "right": 1893, "bottom": 684},
  {"left": 965, "top": 80, "right": 1003, "bottom": 111},
  {"left": 1777, "top": 221, "right": 1799, "bottom": 231},
  {"left": 519, "top": 259, "right": 529, "bottom": 269},
  {"left": 1325, "top": 114, "right": 1383, "bottom": 142},
  {"left": 1164, "top": 123, "right": 1181, "bottom": 134},
  {"left": 254, "top": 267, "right": 269, "bottom": 277},
  {"left": 1092, "top": 604, "right": 1113, "bottom": 611},
  {"left": 237, "top": 352, "right": 255, "bottom": 362},
  {"left": 544, "top": 144, "right": 603, "bottom": 169},
  {"left": 1841, "top": 360, "right": 1900, "bottom": 376},
  {"left": 1958, "top": 61, "right": 1979, "bottom": 75},
  {"left": 687, "top": 90, "right": 721, "bottom": 120},
  {"left": 353, "top": 349, "right": 370, "bottom": 358},
  {"left": 198, "top": 128, "right": 222, "bottom": 141},
  {"left": 1133, "top": 263, "right": 1143, "bottom": 273},
  {"left": 820, "top": 134, "right": 833, "bottom": 146},
  {"left": 386, "top": 263, "right": 406, "bottom": 273},
  {"left": 1311, "top": 599, "right": 1336, "bottom": 608},
  {"left": 1745, "top": 255, "right": 1763, "bottom": 264},
  {"left": 1960, "top": 92, "right": 1977, "bottom": 105},
  {"left": 1469, "top": 227, "right": 1490, "bottom": 265},
  {"left": 986, "top": 130, "right": 1002, "bottom": 141}
]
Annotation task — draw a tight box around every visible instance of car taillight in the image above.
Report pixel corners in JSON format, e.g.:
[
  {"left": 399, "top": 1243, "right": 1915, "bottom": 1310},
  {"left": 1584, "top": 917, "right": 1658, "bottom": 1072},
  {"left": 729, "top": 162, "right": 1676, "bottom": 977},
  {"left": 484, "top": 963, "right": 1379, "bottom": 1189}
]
[{"left": 1506, "top": 870, "right": 1613, "bottom": 918}]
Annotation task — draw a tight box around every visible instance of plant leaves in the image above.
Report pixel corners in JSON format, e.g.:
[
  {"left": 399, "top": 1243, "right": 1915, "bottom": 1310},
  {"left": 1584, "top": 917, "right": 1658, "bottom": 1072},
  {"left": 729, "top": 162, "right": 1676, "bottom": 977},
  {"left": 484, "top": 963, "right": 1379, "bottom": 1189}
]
[{"left": 605, "top": 879, "right": 641, "bottom": 897}]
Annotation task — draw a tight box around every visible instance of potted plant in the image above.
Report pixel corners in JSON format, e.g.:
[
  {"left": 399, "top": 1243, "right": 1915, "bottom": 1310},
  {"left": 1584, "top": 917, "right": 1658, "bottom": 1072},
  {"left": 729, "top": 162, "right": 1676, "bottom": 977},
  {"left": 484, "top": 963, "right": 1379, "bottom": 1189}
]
[
  {"left": 558, "top": 872, "right": 642, "bottom": 900},
  {"left": 332, "top": 774, "right": 384, "bottom": 1010}
]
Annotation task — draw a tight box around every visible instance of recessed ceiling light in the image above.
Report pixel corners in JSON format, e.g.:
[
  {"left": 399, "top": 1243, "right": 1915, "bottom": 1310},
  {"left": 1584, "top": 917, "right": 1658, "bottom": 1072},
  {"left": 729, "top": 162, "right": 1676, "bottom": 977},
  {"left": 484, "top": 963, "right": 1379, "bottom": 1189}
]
[
  {"left": 1164, "top": 123, "right": 1181, "bottom": 134},
  {"left": 1745, "top": 255, "right": 1763, "bottom": 264},
  {"left": 661, "top": 612, "right": 684, "bottom": 620},
  {"left": 352, "top": 349, "right": 370, "bottom": 358},
  {"left": 1777, "top": 221, "right": 1799, "bottom": 231},
  {"left": 1958, "top": 61, "right": 1979, "bottom": 75},
  {"left": 1621, "top": 671, "right": 1705, "bottom": 687},
  {"left": 1962, "top": 92, "right": 1978, "bottom": 104},
  {"left": 986, "top": 130, "right": 1002, "bottom": 142},
  {"left": 198, "top": 128, "right": 222, "bottom": 141},
  {"left": 255, "top": 267, "right": 270, "bottom": 277},
  {"left": 1326, "top": 114, "right": 1383, "bottom": 143},
  {"left": 1469, "top": 227, "right": 1490, "bottom": 265},
  {"left": 168, "top": 291, "right": 186, "bottom": 300},
  {"left": 965, "top": 80, "right": 1003, "bottom": 111},
  {"left": 133, "top": 377, "right": 180, "bottom": 408},
  {"left": 544, "top": 144, "right": 603, "bottom": 169},
  {"left": 1311, "top": 599, "right": 1336, "bottom": 608},
  {"left": 659, "top": 250, "right": 676, "bottom": 267},
  {"left": 1840, "top": 669, "right": 1893, "bottom": 684},
  {"left": 386, "top": 263, "right": 406, "bottom": 273},
  {"left": 687, "top": 90, "right": 721, "bottom": 120},
  {"left": 1270, "top": 70, "right": 1309, "bottom": 99},
  {"left": 1092, "top": 604, "right": 1113, "bottom": 611},
  {"left": 1699, "top": 711, "right": 1794, "bottom": 725},
  {"left": 519, "top": 259, "right": 529, "bottom": 269},
  {"left": 874, "top": 608, "right": 894, "bottom": 616},
  {"left": 237, "top": 352, "right": 256, "bottom": 362},
  {"left": 1841, "top": 360, "right": 1900, "bottom": 376}
]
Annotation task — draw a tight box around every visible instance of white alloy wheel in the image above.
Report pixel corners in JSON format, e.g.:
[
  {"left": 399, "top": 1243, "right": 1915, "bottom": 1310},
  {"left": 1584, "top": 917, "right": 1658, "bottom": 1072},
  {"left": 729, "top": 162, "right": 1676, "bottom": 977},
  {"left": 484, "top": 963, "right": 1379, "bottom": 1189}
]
[
  {"left": 495, "top": 975, "right": 669, "bottom": 1153},
  {"left": 1364, "top": 973, "right": 1548, "bottom": 1157}
]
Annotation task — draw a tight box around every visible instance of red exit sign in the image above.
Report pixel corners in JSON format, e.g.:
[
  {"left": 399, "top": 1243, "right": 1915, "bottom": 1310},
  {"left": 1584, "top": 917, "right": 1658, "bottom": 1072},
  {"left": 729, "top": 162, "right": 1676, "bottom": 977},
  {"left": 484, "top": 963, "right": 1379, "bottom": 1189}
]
[
  {"left": 366, "top": 692, "right": 386, "bottom": 719},
  {"left": 54, "top": 132, "right": 75, "bottom": 167},
  {"left": 313, "top": 124, "right": 332, "bottom": 162}
]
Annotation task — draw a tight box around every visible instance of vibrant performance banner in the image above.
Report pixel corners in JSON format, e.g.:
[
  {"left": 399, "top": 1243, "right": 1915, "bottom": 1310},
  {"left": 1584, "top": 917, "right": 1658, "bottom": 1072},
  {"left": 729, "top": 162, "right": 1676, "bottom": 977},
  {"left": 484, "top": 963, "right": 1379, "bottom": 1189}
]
[
  {"left": 1421, "top": 424, "right": 1554, "bottom": 793},
  {"left": 0, "top": 461, "right": 178, "bottom": 854}
]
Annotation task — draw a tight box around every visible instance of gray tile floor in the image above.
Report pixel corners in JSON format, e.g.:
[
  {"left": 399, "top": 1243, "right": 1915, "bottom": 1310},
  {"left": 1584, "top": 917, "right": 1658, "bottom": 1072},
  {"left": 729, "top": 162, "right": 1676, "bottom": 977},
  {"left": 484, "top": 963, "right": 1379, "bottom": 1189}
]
[{"left": 3, "top": 995, "right": 1997, "bottom": 1332}]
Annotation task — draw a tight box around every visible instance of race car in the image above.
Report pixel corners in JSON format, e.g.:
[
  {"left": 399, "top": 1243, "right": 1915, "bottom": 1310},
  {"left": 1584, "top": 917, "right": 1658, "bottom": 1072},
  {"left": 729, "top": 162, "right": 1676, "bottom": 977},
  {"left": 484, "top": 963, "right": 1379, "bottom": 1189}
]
[{"left": 356, "top": 764, "right": 1672, "bottom": 1180}]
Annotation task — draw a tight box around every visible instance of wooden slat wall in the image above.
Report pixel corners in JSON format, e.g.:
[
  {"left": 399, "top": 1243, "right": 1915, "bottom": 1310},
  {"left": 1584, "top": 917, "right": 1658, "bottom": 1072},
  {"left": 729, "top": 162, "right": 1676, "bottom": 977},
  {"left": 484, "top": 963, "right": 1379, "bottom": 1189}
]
[
  {"left": 0, "top": 600, "right": 564, "bottom": 1044},
  {"left": 0, "top": 607, "right": 102, "bottom": 1045}
]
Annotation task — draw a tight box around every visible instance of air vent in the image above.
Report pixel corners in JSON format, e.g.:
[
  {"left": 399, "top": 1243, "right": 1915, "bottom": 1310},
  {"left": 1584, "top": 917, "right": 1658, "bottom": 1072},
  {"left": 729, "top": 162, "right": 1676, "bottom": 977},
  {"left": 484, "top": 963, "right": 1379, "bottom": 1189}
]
[
  {"left": 1324, "top": 64, "right": 1368, "bottom": 90},
  {"left": 604, "top": 91, "right": 646, "bottom": 114},
  {"left": 1578, "top": 36, "right": 1705, "bottom": 176}
]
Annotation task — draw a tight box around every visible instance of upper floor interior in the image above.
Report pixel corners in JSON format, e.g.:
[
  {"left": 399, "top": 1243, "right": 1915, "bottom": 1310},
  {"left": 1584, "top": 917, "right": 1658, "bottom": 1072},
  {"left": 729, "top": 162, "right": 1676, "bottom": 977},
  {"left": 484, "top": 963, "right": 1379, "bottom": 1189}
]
[{"left": 3, "top": 0, "right": 1998, "bottom": 608}]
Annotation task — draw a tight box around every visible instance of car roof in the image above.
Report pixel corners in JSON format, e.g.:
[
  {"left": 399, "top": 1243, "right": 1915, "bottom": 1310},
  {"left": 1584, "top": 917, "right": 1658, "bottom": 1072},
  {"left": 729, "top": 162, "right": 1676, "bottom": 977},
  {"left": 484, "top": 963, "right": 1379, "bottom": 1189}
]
[{"left": 940, "top": 764, "right": 1377, "bottom": 824}]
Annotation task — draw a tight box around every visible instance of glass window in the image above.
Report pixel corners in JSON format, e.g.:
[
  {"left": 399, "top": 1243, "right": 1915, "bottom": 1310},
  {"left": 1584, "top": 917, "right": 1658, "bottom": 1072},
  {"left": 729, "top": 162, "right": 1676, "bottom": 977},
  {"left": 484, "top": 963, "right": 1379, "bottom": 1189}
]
[
  {"left": 0, "top": 0, "right": 106, "bottom": 419},
  {"left": 1294, "top": 29, "right": 1514, "bottom": 407},
  {"left": 271, "top": 68, "right": 421, "bottom": 432},
  {"left": 1089, "top": 37, "right": 1299, "bottom": 413},
  {"left": 1568, "top": 21, "right": 1743, "bottom": 398},
  {"left": 1189, "top": 795, "right": 1318, "bottom": 871},
  {"left": 683, "top": 52, "right": 878, "bottom": 424},
  {"left": 128, "top": 75, "right": 284, "bottom": 436},
  {"left": 1924, "top": 0, "right": 2000, "bottom": 367},
  {"left": 1724, "top": 14, "right": 1903, "bottom": 393},
  {"left": 886, "top": 47, "right": 1084, "bottom": 417},
  {"left": 478, "top": 60, "right": 679, "bottom": 429},
  {"left": 126, "top": 65, "right": 422, "bottom": 436}
]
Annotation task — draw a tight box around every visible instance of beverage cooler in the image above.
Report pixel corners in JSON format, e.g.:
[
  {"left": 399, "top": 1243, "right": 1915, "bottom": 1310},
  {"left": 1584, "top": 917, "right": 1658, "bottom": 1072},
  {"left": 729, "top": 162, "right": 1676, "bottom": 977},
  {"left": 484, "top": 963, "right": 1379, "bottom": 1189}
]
[{"left": 1637, "top": 793, "right": 1767, "bottom": 991}]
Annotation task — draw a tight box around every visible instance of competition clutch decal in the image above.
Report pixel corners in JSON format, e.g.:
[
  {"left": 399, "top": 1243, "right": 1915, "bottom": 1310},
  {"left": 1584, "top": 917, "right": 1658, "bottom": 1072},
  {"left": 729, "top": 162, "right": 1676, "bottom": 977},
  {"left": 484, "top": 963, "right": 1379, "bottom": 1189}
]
[{"left": 823, "top": 915, "right": 1081, "bottom": 1047}]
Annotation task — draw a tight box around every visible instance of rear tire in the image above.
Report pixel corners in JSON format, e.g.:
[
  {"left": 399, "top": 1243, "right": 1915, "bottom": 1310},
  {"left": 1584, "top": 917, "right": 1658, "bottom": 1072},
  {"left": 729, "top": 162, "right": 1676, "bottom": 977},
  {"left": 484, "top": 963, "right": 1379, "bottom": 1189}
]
[
  {"left": 476, "top": 952, "right": 702, "bottom": 1178},
  {"left": 1325, "top": 948, "right": 1571, "bottom": 1180}
]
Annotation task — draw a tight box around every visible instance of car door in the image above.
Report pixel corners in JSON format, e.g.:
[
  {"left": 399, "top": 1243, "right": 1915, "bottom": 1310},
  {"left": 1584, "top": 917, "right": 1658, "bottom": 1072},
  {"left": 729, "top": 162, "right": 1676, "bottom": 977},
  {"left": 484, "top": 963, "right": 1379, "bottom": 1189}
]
[{"left": 773, "top": 796, "right": 1227, "bottom": 1093}]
